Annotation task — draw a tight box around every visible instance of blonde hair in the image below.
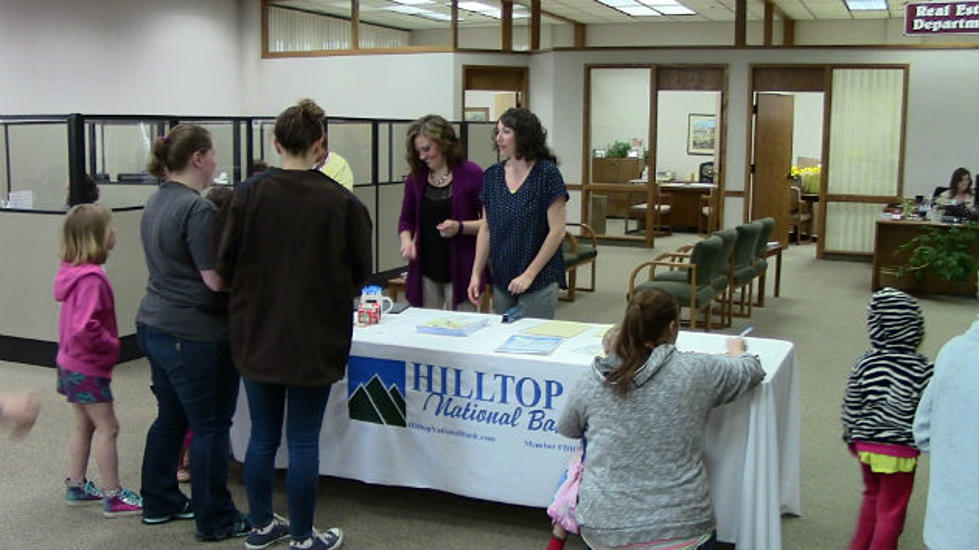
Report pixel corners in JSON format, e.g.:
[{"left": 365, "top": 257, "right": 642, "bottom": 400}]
[{"left": 60, "top": 204, "right": 113, "bottom": 265}]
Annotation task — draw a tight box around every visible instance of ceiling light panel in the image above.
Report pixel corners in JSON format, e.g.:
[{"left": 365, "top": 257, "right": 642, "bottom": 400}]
[
  {"left": 621, "top": 5, "right": 663, "bottom": 15},
  {"left": 844, "top": 0, "right": 887, "bottom": 10},
  {"left": 653, "top": 4, "right": 696, "bottom": 14}
]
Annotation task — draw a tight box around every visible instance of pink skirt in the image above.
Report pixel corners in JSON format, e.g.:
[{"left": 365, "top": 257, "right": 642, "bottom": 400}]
[{"left": 547, "top": 446, "right": 584, "bottom": 533}]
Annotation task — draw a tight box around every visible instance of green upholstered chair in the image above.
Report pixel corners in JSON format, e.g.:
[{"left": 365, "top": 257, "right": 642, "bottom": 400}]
[
  {"left": 731, "top": 221, "right": 762, "bottom": 318},
  {"left": 709, "top": 227, "right": 738, "bottom": 327},
  {"left": 560, "top": 223, "right": 598, "bottom": 302},
  {"left": 628, "top": 234, "right": 723, "bottom": 331},
  {"left": 752, "top": 217, "right": 776, "bottom": 305}
]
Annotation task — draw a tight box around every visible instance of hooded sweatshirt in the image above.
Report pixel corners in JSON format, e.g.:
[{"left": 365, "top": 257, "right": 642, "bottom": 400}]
[
  {"left": 841, "top": 287, "right": 933, "bottom": 448},
  {"left": 53, "top": 262, "right": 119, "bottom": 378},
  {"left": 557, "top": 345, "right": 764, "bottom": 548}
]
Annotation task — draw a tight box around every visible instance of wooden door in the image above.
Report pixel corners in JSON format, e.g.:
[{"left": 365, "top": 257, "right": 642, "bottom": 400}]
[{"left": 751, "top": 93, "right": 794, "bottom": 246}]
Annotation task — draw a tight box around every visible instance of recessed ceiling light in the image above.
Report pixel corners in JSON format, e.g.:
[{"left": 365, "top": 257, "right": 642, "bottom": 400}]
[
  {"left": 640, "top": 0, "right": 679, "bottom": 6},
  {"left": 390, "top": 0, "right": 434, "bottom": 5}
]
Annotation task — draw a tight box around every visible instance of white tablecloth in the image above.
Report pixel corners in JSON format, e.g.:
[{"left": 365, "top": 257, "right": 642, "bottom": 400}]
[{"left": 230, "top": 308, "right": 800, "bottom": 550}]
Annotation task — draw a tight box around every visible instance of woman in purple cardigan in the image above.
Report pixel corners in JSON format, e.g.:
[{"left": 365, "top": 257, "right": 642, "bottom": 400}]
[{"left": 398, "top": 114, "right": 487, "bottom": 310}]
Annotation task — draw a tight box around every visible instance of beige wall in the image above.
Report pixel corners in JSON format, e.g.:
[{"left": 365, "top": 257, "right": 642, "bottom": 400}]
[{"left": 0, "top": 209, "right": 146, "bottom": 341}]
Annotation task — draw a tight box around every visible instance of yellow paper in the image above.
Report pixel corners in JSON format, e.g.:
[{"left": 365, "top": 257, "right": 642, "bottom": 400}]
[{"left": 522, "top": 321, "right": 592, "bottom": 339}]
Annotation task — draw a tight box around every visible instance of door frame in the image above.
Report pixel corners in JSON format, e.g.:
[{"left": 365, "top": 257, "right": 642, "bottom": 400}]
[
  {"left": 582, "top": 63, "right": 728, "bottom": 247},
  {"left": 746, "top": 64, "right": 909, "bottom": 258}
]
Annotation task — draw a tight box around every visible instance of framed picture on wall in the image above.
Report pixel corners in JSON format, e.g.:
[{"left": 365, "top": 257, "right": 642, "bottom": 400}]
[
  {"left": 687, "top": 114, "right": 716, "bottom": 155},
  {"left": 464, "top": 107, "right": 490, "bottom": 122}
]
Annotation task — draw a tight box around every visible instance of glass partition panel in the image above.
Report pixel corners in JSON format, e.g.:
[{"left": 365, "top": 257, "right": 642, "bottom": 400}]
[
  {"left": 542, "top": 16, "right": 575, "bottom": 49},
  {"left": 512, "top": 5, "right": 531, "bottom": 51},
  {"left": 466, "top": 122, "right": 498, "bottom": 171},
  {"left": 0, "top": 127, "right": 7, "bottom": 204},
  {"left": 93, "top": 122, "right": 159, "bottom": 182},
  {"left": 377, "top": 183, "right": 404, "bottom": 272},
  {"left": 185, "top": 121, "right": 235, "bottom": 185},
  {"left": 589, "top": 68, "right": 651, "bottom": 238},
  {"left": 328, "top": 121, "right": 373, "bottom": 185},
  {"left": 7, "top": 122, "right": 69, "bottom": 210},
  {"left": 253, "top": 120, "right": 278, "bottom": 168},
  {"left": 391, "top": 122, "right": 413, "bottom": 182},
  {"left": 377, "top": 123, "right": 391, "bottom": 183},
  {"left": 458, "top": 0, "right": 503, "bottom": 50}
]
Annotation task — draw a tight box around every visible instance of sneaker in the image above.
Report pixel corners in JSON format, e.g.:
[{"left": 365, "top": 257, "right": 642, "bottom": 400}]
[
  {"left": 142, "top": 501, "right": 194, "bottom": 525},
  {"left": 65, "top": 479, "right": 103, "bottom": 505},
  {"left": 289, "top": 528, "right": 343, "bottom": 550},
  {"left": 195, "top": 511, "right": 251, "bottom": 542},
  {"left": 102, "top": 488, "right": 143, "bottom": 518},
  {"left": 245, "top": 514, "right": 291, "bottom": 549}
]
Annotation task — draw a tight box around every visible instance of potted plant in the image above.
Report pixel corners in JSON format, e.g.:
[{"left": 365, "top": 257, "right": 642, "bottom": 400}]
[
  {"left": 606, "top": 141, "right": 631, "bottom": 159},
  {"left": 894, "top": 222, "right": 979, "bottom": 294}
]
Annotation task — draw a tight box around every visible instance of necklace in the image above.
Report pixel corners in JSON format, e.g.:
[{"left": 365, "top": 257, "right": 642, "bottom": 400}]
[{"left": 429, "top": 169, "right": 451, "bottom": 187}]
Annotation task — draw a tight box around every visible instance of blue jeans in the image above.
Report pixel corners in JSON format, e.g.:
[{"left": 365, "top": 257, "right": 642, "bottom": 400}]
[
  {"left": 242, "top": 377, "right": 331, "bottom": 540},
  {"left": 137, "top": 324, "right": 241, "bottom": 539}
]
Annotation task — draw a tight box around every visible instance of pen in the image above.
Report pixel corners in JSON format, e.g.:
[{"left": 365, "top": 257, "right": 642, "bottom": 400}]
[{"left": 738, "top": 326, "right": 754, "bottom": 337}]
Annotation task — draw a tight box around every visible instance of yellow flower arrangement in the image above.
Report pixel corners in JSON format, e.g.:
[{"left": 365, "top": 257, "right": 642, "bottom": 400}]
[{"left": 790, "top": 165, "right": 821, "bottom": 194}]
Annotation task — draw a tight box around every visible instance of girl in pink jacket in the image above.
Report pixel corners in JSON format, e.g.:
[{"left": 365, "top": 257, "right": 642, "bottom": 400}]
[{"left": 55, "top": 203, "right": 142, "bottom": 517}]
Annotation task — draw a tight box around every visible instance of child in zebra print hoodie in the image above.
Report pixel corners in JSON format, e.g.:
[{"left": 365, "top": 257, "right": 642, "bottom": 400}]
[{"left": 841, "top": 287, "right": 934, "bottom": 550}]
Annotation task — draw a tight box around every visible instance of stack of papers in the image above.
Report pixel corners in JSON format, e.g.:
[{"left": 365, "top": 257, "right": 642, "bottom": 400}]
[
  {"left": 416, "top": 316, "right": 489, "bottom": 337},
  {"left": 496, "top": 334, "right": 563, "bottom": 355}
]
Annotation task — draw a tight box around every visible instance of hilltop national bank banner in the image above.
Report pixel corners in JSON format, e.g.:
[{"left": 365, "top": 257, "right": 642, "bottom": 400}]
[
  {"left": 338, "top": 348, "right": 581, "bottom": 507},
  {"left": 905, "top": 1, "right": 979, "bottom": 34}
]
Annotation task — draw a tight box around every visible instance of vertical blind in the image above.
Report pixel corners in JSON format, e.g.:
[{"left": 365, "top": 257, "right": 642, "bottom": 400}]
[
  {"left": 269, "top": 7, "right": 409, "bottom": 52},
  {"left": 824, "top": 68, "right": 905, "bottom": 253}
]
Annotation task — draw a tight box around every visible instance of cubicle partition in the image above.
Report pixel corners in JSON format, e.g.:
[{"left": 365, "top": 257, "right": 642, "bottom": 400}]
[{"left": 0, "top": 113, "right": 498, "bottom": 366}]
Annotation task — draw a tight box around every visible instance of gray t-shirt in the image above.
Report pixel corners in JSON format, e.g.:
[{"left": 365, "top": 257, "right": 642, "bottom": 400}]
[{"left": 136, "top": 181, "right": 228, "bottom": 341}]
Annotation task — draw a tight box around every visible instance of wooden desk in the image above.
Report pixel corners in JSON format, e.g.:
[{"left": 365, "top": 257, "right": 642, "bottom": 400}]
[
  {"left": 871, "top": 219, "right": 977, "bottom": 295},
  {"left": 630, "top": 181, "right": 716, "bottom": 230}
]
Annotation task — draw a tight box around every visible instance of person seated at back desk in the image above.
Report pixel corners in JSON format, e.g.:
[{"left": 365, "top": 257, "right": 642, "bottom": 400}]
[{"left": 934, "top": 167, "right": 976, "bottom": 214}]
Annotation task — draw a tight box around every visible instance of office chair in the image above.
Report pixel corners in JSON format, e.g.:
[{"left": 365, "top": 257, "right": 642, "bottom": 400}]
[{"left": 699, "top": 161, "right": 714, "bottom": 183}]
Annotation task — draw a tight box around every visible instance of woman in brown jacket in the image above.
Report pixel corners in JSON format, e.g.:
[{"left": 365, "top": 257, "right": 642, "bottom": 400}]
[{"left": 217, "top": 99, "right": 372, "bottom": 550}]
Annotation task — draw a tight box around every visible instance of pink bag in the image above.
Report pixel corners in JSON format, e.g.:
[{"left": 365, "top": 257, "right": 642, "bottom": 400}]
[{"left": 546, "top": 446, "right": 584, "bottom": 533}]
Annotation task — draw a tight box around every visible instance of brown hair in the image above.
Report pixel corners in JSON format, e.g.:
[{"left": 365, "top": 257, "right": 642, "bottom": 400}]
[
  {"left": 60, "top": 203, "right": 113, "bottom": 265},
  {"left": 606, "top": 288, "right": 679, "bottom": 395},
  {"left": 147, "top": 124, "right": 213, "bottom": 179},
  {"left": 405, "top": 114, "right": 464, "bottom": 179},
  {"left": 495, "top": 108, "right": 557, "bottom": 163},
  {"left": 275, "top": 99, "right": 325, "bottom": 156}
]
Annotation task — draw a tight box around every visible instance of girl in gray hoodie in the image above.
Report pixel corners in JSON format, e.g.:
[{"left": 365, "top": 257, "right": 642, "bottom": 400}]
[{"left": 557, "top": 288, "right": 763, "bottom": 550}]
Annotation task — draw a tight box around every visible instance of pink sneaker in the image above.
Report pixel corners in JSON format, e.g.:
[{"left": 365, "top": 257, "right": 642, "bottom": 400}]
[{"left": 102, "top": 488, "right": 143, "bottom": 518}]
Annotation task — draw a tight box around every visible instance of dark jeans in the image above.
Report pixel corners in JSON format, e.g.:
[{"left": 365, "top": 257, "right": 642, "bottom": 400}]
[
  {"left": 137, "top": 324, "right": 241, "bottom": 539},
  {"left": 242, "top": 377, "right": 331, "bottom": 540}
]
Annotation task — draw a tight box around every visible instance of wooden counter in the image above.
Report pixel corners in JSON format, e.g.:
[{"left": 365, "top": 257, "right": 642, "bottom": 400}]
[{"left": 871, "top": 219, "right": 977, "bottom": 296}]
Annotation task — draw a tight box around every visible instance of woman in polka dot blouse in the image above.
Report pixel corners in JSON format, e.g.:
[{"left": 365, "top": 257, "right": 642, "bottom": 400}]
[{"left": 467, "top": 108, "right": 568, "bottom": 320}]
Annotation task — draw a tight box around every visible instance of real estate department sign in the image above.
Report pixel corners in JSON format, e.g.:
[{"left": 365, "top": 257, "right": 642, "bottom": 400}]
[{"left": 905, "top": 1, "right": 979, "bottom": 34}]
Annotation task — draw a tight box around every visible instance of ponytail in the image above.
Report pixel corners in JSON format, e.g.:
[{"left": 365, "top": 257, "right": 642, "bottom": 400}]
[
  {"left": 147, "top": 124, "right": 213, "bottom": 179},
  {"left": 606, "top": 288, "right": 678, "bottom": 395}
]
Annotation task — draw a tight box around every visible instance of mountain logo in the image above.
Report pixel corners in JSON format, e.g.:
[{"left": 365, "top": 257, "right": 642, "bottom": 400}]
[{"left": 347, "top": 356, "right": 406, "bottom": 427}]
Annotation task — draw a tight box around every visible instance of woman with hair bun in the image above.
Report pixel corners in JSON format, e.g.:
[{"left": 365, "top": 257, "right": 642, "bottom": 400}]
[
  {"left": 217, "top": 98, "right": 372, "bottom": 550},
  {"left": 557, "top": 288, "right": 764, "bottom": 550},
  {"left": 398, "top": 114, "right": 486, "bottom": 310},
  {"left": 468, "top": 108, "right": 568, "bottom": 320},
  {"left": 137, "top": 124, "right": 248, "bottom": 541}
]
